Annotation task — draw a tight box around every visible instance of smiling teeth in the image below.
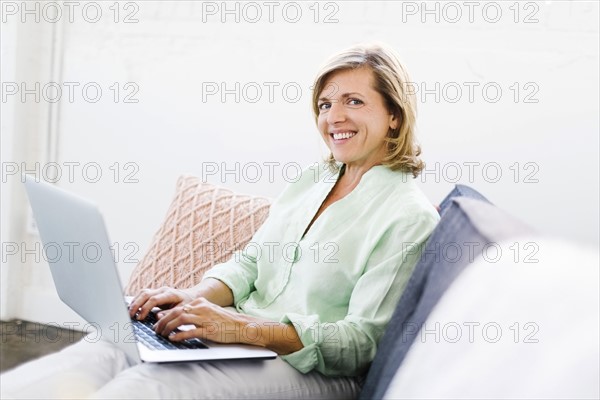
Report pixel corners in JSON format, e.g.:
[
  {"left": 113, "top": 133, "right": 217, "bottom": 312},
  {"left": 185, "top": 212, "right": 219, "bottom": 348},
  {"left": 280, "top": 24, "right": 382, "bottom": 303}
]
[{"left": 332, "top": 132, "right": 357, "bottom": 140}]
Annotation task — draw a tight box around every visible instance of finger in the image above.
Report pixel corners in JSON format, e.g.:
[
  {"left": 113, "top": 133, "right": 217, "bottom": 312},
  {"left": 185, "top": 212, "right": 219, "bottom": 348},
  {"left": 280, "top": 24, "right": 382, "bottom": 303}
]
[
  {"left": 172, "top": 320, "right": 228, "bottom": 344},
  {"left": 159, "top": 317, "right": 183, "bottom": 337},
  {"left": 169, "top": 327, "right": 204, "bottom": 342},
  {"left": 158, "top": 308, "right": 206, "bottom": 338},
  {"left": 137, "top": 292, "right": 180, "bottom": 320},
  {"left": 128, "top": 289, "right": 155, "bottom": 318},
  {"left": 154, "top": 307, "right": 186, "bottom": 336},
  {"left": 160, "top": 308, "right": 200, "bottom": 337},
  {"left": 156, "top": 300, "right": 194, "bottom": 319},
  {"left": 152, "top": 307, "right": 174, "bottom": 333},
  {"left": 154, "top": 301, "right": 214, "bottom": 336}
]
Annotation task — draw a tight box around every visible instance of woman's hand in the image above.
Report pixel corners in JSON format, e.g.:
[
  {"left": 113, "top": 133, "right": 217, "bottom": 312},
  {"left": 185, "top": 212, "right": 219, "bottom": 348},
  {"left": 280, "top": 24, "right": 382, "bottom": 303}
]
[
  {"left": 153, "top": 297, "right": 253, "bottom": 344},
  {"left": 128, "top": 286, "right": 194, "bottom": 321},
  {"left": 153, "top": 298, "right": 304, "bottom": 354}
]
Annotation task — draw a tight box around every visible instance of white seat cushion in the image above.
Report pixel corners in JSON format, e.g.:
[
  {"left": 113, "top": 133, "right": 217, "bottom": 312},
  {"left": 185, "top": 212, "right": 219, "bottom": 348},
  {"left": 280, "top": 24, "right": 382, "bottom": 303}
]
[{"left": 384, "top": 237, "right": 600, "bottom": 399}]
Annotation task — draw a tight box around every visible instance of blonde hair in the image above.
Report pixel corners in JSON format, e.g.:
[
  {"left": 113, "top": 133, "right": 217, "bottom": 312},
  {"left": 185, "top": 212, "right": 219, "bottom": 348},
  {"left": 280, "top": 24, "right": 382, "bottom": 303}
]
[{"left": 311, "top": 42, "right": 424, "bottom": 177}]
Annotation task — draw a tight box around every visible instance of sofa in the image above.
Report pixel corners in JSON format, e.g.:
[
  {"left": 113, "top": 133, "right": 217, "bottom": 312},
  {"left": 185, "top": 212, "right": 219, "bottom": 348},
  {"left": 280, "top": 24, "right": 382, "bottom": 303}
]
[{"left": 123, "top": 177, "right": 599, "bottom": 399}]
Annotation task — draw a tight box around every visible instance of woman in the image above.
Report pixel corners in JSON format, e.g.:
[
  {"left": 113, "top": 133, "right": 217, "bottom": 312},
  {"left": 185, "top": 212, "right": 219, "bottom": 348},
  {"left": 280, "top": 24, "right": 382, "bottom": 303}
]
[{"left": 2, "top": 42, "right": 439, "bottom": 399}]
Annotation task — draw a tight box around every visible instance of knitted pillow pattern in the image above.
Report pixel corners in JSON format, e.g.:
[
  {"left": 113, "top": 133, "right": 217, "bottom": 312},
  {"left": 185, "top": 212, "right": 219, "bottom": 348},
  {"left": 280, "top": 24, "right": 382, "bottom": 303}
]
[{"left": 125, "top": 176, "right": 271, "bottom": 295}]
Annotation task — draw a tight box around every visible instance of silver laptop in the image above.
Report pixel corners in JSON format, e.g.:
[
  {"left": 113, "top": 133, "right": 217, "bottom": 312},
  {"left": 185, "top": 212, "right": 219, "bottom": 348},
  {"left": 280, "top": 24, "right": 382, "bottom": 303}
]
[{"left": 23, "top": 176, "right": 277, "bottom": 364}]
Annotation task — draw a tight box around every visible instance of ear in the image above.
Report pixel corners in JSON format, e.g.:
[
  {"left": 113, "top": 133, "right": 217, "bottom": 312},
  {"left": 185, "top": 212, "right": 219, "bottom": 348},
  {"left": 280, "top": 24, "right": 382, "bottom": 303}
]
[{"left": 389, "top": 113, "right": 399, "bottom": 130}]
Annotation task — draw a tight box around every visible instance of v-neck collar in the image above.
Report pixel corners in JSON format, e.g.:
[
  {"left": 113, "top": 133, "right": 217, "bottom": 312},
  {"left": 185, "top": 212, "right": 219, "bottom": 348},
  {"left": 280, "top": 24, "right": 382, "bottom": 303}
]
[{"left": 298, "top": 163, "right": 412, "bottom": 241}]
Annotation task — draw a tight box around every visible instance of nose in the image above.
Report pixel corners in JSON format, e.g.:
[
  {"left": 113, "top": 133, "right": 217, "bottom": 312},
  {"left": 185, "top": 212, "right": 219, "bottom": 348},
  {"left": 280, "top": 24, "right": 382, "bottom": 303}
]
[{"left": 327, "top": 101, "right": 346, "bottom": 125}]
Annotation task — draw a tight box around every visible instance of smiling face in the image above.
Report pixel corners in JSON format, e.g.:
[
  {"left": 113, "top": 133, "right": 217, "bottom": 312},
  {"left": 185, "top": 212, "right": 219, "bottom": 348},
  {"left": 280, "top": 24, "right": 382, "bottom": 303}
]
[{"left": 317, "top": 67, "right": 398, "bottom": 171}]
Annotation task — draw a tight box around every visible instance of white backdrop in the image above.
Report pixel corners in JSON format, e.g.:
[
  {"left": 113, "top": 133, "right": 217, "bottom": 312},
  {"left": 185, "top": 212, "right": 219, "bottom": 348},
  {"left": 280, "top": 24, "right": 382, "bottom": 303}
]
[{"left": 1, "top": 0, "right": 598, "bottom": 324}]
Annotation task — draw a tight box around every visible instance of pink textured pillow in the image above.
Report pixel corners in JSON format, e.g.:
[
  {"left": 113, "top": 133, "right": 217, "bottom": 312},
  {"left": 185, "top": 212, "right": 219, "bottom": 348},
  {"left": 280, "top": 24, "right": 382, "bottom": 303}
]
[{"left": 125, "top": 176, "right": 271, "bottom": 295}]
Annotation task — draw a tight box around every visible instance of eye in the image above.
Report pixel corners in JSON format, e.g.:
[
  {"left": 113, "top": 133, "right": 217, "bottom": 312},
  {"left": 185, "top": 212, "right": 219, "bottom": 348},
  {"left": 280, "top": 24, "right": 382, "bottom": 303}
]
[
  {"left": 347, "top": 98, "right": 363, "bottom": 106},
  {"left": 318, "top": 102, "right": 331, "bottom": 111}
]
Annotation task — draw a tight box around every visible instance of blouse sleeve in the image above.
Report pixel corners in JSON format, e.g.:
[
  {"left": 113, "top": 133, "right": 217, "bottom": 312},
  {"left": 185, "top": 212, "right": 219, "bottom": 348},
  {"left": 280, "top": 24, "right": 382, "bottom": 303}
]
[{"left": 201, "top": 218, "right": 269, "bottom": 305}]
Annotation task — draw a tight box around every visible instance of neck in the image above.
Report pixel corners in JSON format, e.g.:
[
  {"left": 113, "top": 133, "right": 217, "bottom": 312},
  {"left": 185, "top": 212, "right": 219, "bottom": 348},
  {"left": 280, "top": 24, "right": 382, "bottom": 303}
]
[{"left": 336, "top": 162, "right": 382, "bottom": 191}]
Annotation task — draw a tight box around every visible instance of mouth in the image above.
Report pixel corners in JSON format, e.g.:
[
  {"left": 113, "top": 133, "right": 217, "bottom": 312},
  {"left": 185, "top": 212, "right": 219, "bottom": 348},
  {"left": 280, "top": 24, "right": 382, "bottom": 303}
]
[{"left": 330, "top": 131, "right": 357, "bottom": 142}]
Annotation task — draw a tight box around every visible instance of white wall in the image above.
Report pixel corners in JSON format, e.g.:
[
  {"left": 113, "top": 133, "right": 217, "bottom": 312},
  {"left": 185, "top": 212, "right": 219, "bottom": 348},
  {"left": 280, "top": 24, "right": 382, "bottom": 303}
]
[
  {"left": 1, "top": 1, "right": 598, "bottom": 324},
  {"left": 1, "top": 10, "right": 18, "bottom": 321}
]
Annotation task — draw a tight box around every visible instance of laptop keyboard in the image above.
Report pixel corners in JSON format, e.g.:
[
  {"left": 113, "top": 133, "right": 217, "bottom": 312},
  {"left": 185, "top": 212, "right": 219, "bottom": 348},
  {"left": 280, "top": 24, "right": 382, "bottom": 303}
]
[{"left": 131, "top": 312, "right": 208, "bottom": 350}]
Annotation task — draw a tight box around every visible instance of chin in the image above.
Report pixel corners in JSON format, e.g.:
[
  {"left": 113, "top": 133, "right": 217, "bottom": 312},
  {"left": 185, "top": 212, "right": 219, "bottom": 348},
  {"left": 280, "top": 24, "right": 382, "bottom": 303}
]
[{"left": 330, "top": 154, "right": 349, "bottom": 164}]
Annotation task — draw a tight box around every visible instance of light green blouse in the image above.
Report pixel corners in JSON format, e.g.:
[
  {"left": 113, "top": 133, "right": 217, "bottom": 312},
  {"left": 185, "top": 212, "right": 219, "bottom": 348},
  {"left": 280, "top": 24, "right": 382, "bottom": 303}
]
[{"left": 203, "top": 162, "right": 439, "bottom": 376}]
